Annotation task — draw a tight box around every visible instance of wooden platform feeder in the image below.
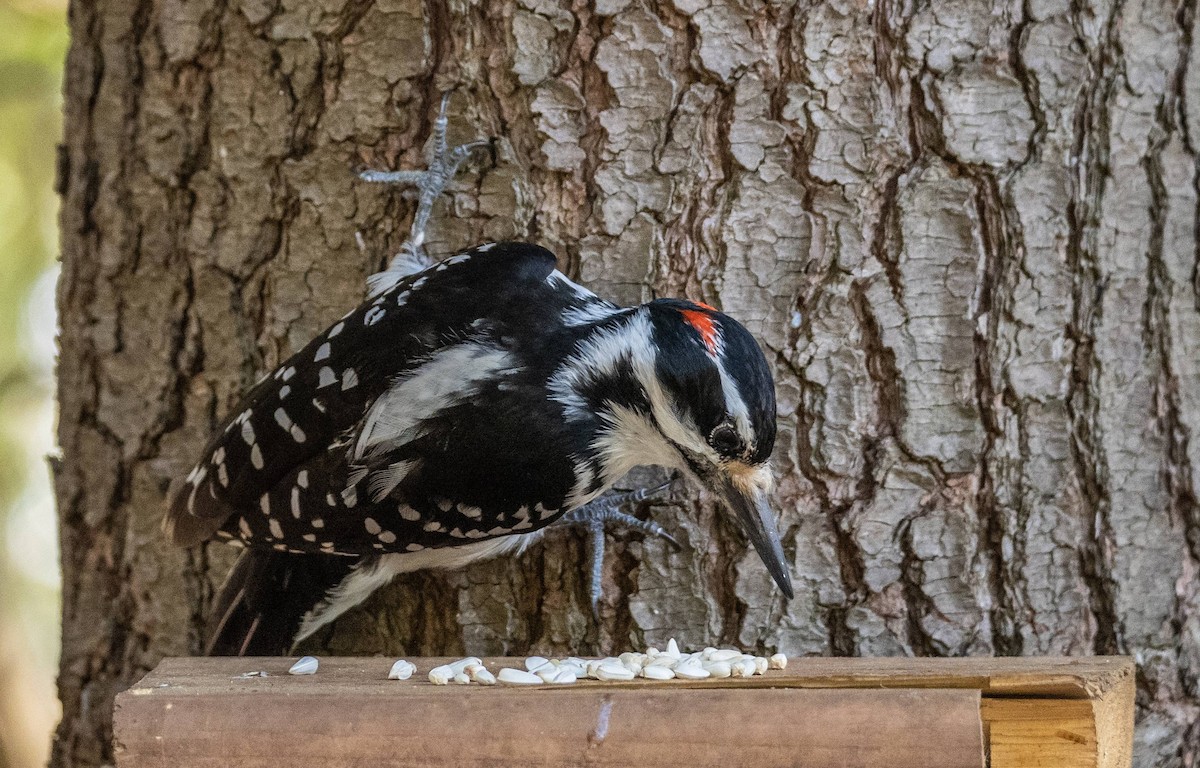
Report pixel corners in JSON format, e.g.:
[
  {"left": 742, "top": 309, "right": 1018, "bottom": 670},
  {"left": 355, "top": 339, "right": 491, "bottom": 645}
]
[{"left": 114, "top": 655, "right": 1134, "bottom": 767}]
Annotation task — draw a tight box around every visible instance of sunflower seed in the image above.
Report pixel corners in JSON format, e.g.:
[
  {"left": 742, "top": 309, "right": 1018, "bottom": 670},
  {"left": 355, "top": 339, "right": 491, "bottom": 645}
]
[
  {"left": 428, "top": 664, "right": 455, "bottom": 685},
  {"left": 288, "top": 656, "right": 318, "bottom": 675},
  {"left": 731, "top": 659, "right": 757, "bottom": 678},
  {"left": 559, "top": 660, "right": 588, "bottom": 677},
  {"left": 449, "top": 657, "right": 483, "bottom": 674},
  {"left": 387, "top": 660, "right": 416, "bottom": 680},
  {"left": 619, "top": 652, "right": 646, "bottom": 674},
  {"left": 595, "top": 661, "right": 636, "bottom": 681},
  {"left": 642, "top": 665, "right": 675, "bottom": 680},
  {"left": 497, "top": 668, "right": 543, "bottom": 685},
  {"left": 673, "top": 663, "right": 710, "bottom": 680},
  {"left": 769, "top": 653, "right": 788, "bottom": 670},
  {"left": 466, "top": 664, "right": 496, "bottom": 685}
]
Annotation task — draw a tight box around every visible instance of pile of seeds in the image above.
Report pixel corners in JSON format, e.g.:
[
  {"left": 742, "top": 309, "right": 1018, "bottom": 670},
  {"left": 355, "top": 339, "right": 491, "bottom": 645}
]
[
  {"left": 419, "top": 639, "right": 788, "bottom": 686},
  {"left": 281, "top": 642, "right": 789, "bottom": 686}
]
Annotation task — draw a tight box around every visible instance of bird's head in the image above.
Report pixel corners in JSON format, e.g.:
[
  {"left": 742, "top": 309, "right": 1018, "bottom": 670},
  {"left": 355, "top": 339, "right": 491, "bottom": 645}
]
[
  {"left": 560, "top": 299, "right": 793, "bottom": 599},
  {"left": 644, "top": 300, "right": 792, "bottom": 599}
]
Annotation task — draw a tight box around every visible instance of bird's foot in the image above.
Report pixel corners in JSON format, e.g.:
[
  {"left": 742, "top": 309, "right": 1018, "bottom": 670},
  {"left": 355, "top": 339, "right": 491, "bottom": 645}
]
[
  {"left": 558, "top": 482, "right": 680, "bottom": 617},
  {"left": 360, "top": 92, "right": 490, "bottom": 277}
]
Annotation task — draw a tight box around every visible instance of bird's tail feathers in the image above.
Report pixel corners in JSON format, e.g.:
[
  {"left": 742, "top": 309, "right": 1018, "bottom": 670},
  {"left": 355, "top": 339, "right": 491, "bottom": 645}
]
[{"left": 205, "top": 549, "right": 360, "bottom": 656}]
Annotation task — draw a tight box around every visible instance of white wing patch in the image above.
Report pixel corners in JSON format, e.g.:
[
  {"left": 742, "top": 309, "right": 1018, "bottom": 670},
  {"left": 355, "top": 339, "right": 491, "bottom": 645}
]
[
  {"left": 367, "top": 459, "right": 419, "bottom": 502},
  {"left": 293, "top": 534, "right": 538, "bottom": 643},
  {"left": 353, "top": 342, "right": 514, "bottom": 460}
]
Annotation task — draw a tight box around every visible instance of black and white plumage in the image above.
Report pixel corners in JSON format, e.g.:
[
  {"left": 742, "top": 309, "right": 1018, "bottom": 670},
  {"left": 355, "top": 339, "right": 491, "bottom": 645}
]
[{"left": 167, "top": 241, "right": 792, "bottom": 655}]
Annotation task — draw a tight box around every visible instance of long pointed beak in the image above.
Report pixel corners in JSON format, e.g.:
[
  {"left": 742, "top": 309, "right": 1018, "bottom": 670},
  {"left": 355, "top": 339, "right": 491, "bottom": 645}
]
[{"left": 715, "top": 474, "right": 794, "bottom": 599}]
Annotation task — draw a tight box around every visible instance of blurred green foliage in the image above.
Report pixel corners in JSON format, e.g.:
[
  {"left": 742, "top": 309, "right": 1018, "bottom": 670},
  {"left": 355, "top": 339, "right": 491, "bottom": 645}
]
[{"left": 0, "top": 2, "right": 67, "bottom": 767}]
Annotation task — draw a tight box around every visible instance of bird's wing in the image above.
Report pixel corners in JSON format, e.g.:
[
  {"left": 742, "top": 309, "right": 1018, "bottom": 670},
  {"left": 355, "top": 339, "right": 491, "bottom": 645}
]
[{"left": 166, "top": 241, "right": 607, "bottom": 547}]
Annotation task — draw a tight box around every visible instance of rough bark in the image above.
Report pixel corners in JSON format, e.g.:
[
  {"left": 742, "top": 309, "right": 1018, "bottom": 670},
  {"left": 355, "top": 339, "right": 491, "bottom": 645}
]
[{"left": 56, "top": 0, "right": 1200, "bottom": 765}]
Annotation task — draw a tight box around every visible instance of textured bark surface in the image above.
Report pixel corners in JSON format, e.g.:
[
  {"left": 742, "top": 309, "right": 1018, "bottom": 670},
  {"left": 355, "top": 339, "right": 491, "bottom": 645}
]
[{"left": 56, "top": 0, "right": 1200, "bottom": 765}]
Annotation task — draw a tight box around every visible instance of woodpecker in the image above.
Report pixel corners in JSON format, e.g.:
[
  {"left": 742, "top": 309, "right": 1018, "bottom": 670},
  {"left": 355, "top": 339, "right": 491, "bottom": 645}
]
[{"left": 165, "top": 98, "right": 793, "bottom": 656}]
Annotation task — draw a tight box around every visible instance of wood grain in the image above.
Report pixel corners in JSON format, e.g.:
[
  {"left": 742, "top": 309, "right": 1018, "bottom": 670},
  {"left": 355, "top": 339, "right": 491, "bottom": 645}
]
[
  {"left": 115, "top": 669, "right": 983, "bottom": 767},
  {"left": 122, "top": 655, "right": 1133, "bottom": 697},
  {"left": 113, "top": 656, "right": 1138, "bottom": 768}
]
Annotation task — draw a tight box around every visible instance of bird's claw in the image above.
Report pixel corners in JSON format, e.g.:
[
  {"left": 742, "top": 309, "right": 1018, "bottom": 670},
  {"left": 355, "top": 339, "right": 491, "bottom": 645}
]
[
  {"left": 558, "top": 480, "right": 679, "bottom": 617},
  {"left": 358, "top": 92, "right": 490, "bottom": 271}
]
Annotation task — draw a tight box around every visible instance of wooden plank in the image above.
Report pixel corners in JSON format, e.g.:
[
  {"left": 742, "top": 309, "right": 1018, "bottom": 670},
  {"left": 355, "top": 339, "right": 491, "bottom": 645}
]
[
  {"left": 116, "top": 685, "right": 983, "bottom": 767},
  {"left": 983, "top": 698, "right": 1097, "bottom": 768},
  {"left": 1089, "top": 659, "right": 1136, "bottom": 768},
  {"left": 115, "top": 656, "right": 1135, "bottom": 768},
  {"left": 126, "top": 655, "right": 1133, "bottom": 698}
]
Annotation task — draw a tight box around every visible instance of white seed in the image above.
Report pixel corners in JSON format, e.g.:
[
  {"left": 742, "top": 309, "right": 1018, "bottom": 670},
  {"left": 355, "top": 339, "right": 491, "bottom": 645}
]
[
  {"left": 673, "top": 663, "right": 711, "bottom": 680},
  {"left": 619, "top": 652, "right": 646, "bottom": 674},
  {"left": 467, "top": 665, "right": 496, "bottom": 685},
  {"left": 754, "top": 657, "right": 769, "bottom": 675},
  {"left": 288, "top": 656, "right": 318, "bottom": 675},
  {"left": 559, "top": 659, "right": 588, "bottom": 677},
  {"left": 529, "top": 661, "right": 556, "bottom": 677},
  {"left": 584, "top": 660, "right": 604, "bottom": 679},
  {"left": 731, "top": 660, "right": 757, "bottom": 678},
  {"left": 645, "top": 646, "right": 660, "bottom": 657},
  {"left": 666, "top": 638, "right": 681, "bottom": 657},
  {"left": 428, "top": 664, "right": 455, "bottom": 685},
  {"left": 708, "top": 649, "right": 741, "bottom": 662},
  {"left": 453, "top": 672, "right": 471, "bottom": 685},
  {"left": 646, "top": 656, "right": 678, "bottom": 669},
  {"left": 549, "top": 668, "right": 578, "bottom": 685},
  {"left": 449, "top": 657, "right": 483, "bottom": 675},
  {"left": 387, "top": 660, "right": 416, "bottom": 680},
  {"left": 769, "top": 653, "right": 788, "bottom": 670},
  {"left": 702, "top": 661, "right": 732, "bottom": 678},
  {"left": 595, "top": 661, "right": 636, "bottom": 681},
  {"left": 702, "top": 647, "right": 718, "bottom": 659},
  {"left": 497, "top": 668, "right": 543, "bottom": 685},
  {"left": 642, "top": 665, "right": 675, "bottom": 680},
  {"left": 525, "top": 656, "right": 551, "bottom": 672}
]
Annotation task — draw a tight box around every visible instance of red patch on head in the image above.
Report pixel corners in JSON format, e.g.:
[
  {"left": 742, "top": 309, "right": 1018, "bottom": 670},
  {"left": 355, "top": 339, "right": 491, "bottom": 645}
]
[{"left": 680, "top": 308, "right": 720, "bottom": 356}]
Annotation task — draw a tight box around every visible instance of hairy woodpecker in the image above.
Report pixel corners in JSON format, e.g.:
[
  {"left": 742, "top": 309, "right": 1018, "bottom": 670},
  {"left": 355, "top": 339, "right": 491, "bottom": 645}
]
[{"left": 165, "top": 99, "right": 792, "bottom": 657}]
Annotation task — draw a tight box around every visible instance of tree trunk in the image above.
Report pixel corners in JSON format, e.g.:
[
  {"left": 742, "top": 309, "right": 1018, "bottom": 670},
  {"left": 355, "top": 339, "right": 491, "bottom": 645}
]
[{"left": 56, "top": 0, "right": 1200, "bottom": 765}]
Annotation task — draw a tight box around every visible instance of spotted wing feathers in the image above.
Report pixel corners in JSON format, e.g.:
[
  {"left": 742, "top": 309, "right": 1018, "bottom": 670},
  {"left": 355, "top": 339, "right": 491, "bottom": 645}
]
[{"left": 166, "top": 242, "right": 559, "bottom": 547}]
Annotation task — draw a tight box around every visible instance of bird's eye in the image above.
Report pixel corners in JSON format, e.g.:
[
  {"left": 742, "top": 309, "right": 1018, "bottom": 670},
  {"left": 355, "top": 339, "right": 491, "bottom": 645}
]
[{"left": 709, "top": 425, "right": 743, "bottom": 456}]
